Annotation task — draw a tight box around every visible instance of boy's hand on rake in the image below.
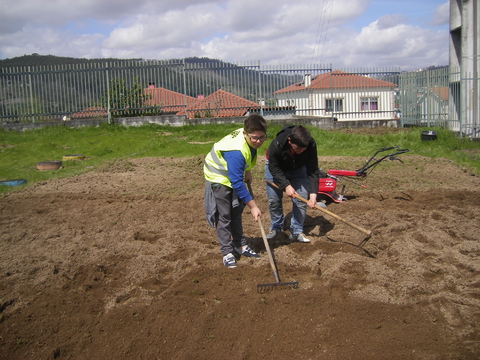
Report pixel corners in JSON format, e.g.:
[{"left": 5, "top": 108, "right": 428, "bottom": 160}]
[
  {"left": 307, "top": 194, "right": 317, "bottom": 209},
  {"left": 285, "top": 184, "right": 297, "bottom": 198}
]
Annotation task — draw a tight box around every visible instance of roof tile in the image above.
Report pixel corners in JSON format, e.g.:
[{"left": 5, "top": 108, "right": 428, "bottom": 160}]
[
  {"left": 179, "top": 89, "right": 260, "bottom": 118},
  {"left": 275, "top": 70, "right": 397, "bottom": 93}
]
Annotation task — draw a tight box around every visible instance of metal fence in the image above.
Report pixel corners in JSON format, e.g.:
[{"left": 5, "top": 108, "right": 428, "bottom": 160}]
[
  {"left": 457, "top": 66, "right": 480, "bottom": 138},
  {"left": 399, "top": 66, "right": 458, "bottom": 130},
  {"left": 0, "top": 60, "right": 186, "bottom": 122},
  {"left": 399, "top": 65, "right": 480, "bottom": 138},
  {"left": 1, "top": 60, "right": 478, "bottom": 137}
]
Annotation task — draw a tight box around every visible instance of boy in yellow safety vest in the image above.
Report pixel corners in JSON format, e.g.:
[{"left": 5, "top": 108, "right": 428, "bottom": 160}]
[{"left": 203, "top": 114, "right": 268, "bottom": 268}]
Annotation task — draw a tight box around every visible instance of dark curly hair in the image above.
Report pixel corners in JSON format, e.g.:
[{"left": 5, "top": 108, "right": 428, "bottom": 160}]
[
  {"left": 244, "top": 114, "right": 267, "bottom": 134},
  {"left": 289, "top": 125, "right": 311, "bottom": 148}
]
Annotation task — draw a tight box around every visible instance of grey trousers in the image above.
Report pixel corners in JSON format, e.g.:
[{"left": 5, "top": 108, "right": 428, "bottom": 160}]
[{"left": 211, "top": 182, "right": 246, "bottom": 256}]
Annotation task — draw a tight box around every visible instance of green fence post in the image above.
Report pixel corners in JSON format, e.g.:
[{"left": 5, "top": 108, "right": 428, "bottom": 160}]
[{"left": 106, "top": 62, "right": 111, "bottom": 125}]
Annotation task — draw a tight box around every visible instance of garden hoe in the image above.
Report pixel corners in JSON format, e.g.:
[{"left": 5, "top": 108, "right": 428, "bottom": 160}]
[
  {"left": 265, "top": 179, "right": 372, "bottom": 246},
  {"left": 246, "top": 183, "right": 299, "bottom": 293}
]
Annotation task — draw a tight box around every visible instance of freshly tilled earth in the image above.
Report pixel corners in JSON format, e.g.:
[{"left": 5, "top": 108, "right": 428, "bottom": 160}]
[{"left": 1, "top": 144, "right": 479, "bottom": 359}]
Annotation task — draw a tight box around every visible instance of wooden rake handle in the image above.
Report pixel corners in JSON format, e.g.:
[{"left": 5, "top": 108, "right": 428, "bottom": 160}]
[
  {"left": 246, "top": 182, "right": 281, "bottom": 283},
  {"left": 265, "top": 179, "right": 372, "bottom": 237},
  {"left": 258, "top": 217, "right": 281, "bottom": 283}
]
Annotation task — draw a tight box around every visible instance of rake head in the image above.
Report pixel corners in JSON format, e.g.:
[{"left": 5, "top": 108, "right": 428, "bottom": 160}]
[
  {"left": 256, "top": 281, "right": 299, "bottom": 293},
  {"left": 357, "top": 232, "right": 373, "bottom": 248}
]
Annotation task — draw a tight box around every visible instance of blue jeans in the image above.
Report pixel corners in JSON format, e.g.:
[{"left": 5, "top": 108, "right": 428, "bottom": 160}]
[{"left": 264, "top": 162, "right": 308, "bottom": 235}]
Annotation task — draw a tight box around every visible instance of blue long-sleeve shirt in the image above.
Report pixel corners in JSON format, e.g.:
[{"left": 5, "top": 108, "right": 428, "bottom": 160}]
[{"left": 222, "top": 147, "right": 256, "bottom": 203}]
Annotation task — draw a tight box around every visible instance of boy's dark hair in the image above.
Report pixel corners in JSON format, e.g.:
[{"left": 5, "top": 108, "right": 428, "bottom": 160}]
[
  {"left": 289, "top": 125, "right": 311, "bottom": 147},
  {"left": 244, "top": 114, "right": 267, "bottom": 134}
]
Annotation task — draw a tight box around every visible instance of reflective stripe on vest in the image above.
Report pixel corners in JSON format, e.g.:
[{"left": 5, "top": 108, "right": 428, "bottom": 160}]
[{"left": 203, "top": 128, "right": 255, "bottom": 187}]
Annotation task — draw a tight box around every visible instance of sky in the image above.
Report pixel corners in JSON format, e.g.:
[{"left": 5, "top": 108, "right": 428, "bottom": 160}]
[{"left": 0, "top": 0, "right": 450, "bottom": 70}]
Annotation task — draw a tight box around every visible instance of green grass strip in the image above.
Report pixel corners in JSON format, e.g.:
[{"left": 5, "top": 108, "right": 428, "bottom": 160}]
[{"left": 1, "top": 123, "right": 479, "bottom": 193}]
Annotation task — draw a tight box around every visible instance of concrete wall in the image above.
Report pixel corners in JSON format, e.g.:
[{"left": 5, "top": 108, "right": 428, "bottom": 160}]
[
  {"left": 0, "top": 114, "right": 399, "bottom": 132},
  {"left": 0, "top": 118, "right": 107, "bottom": 132},
  {"left": 113, "top": 114, "right": 186, "bottom": 127},
  {"left": 0, "top": 115, "right": 186, "bottom": 132},
  {"left": 293, "top": 117, "right": 399, "bottom": 130}
]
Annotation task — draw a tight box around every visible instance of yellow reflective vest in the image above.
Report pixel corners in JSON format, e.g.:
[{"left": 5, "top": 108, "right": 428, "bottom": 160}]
[{"left": 204, "top": 128, "right": 256, "bottom": 187}]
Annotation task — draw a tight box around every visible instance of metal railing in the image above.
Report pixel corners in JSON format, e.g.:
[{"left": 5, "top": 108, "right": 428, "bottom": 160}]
[
  {"left": 1, "top": 60, "right": 478, "bottom": 137},
  {"left": 399, "top": 65, "right": 480, "bottom": 138},
  {"left": 399, "top": 66, "right": 458, "bottom": 128}
]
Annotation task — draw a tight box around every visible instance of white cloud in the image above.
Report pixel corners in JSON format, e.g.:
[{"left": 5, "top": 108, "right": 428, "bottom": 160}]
[
  {"left": 338, "top": 19, "right": 448, "bottom": 68},
  {"left": 431, "top": 1, "right": 450, "bottom": 26},
  {"left": 0, "top": 25, "right": 105, "bottom": 58},
  {"left": 0, "top": 0, "right": 449, "bottom": 70},
  {"left": 104, "top": 5, "right": 220, "bottom": 51},
  {"left": 377, "top": 14, "right": 408, "bottom": 30}
]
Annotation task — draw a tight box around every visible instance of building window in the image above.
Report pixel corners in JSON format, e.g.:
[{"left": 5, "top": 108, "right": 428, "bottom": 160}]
[
  {"left": 361, "top": 97, "right": 378, "bottom": 111},
  {"left": 325, "top": 98, "right": 343, "bottom": 112}
]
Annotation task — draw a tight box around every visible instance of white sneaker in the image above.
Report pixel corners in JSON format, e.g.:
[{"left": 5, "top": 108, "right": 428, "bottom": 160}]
[
  {"left": 223, "top": 253, "right": 237, "bottom": 268},
  {"left": 289, "top": 233, "right": 311, "bottom": 243},
  {"left": 266, "top": 230, "right": 281, "bottom": 240},
  {"left": 235, "top": 245, "right": 261, "bottom": 259}
]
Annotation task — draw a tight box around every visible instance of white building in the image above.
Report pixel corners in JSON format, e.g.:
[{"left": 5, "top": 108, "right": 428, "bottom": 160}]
[
  {"left": 449, "top": 0, "right": 480, "bottom": 137},
  {"left": 273, "top": 71, "right": 397, "bottom": 121}
]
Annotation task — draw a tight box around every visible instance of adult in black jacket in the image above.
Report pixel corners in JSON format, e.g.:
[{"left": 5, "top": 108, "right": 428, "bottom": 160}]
[{"left": 264, "top": 125, "right": 319, "bottom": 243}]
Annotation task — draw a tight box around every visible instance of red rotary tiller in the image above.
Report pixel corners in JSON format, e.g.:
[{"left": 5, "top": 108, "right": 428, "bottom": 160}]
[{"left": 318, "top": 146, "right": 410, "bottom": 204}]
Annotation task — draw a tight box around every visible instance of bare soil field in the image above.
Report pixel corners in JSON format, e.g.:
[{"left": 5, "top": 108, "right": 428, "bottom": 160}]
[{"left": 1, "top": 133, "right": 479, "bottom": 359}]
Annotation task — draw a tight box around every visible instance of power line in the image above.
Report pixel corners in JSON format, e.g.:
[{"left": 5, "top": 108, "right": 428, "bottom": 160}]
[
  {"left": 318, "top": 0, "right": 335, "bottom": 65},
  {"left": 312, "top": 0, "right": 328, "bottom": 63}
]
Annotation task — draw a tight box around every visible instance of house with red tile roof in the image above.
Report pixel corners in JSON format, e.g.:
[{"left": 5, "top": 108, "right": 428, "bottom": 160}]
[
  {"left": 71, "top": 87, "right": 261, "bottom": 120},
  {"left": 431, "top": 86, "right": 449, "bottom": 102},
  {"left": 178, "top": 89, "right": 261, "bottom": 119},
  {"left": 274, "top": 70, "right": 397, "bottom": 121},
  {"left": 71, "top": 86, "right": 197, "bottom": 119},
  {"left": 417, "top": 86, "right": 449, "bottom": 121},
  {"left": 144, "top": 86, "right": 197, "bottom": 114},
  {"left": 70, "top": 106, "right": 108, "bottom": 119}
]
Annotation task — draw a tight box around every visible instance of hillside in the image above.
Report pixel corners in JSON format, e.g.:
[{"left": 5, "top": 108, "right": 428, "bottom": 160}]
[
  {"left": 0, "top": 54, "right": 142, "bottom": 68},
  {"left": 0, "top": 54, "right": 293, "bottom": 119},
  {"left": 0, "top": 54, "right": 226, "bottom": 68}
]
